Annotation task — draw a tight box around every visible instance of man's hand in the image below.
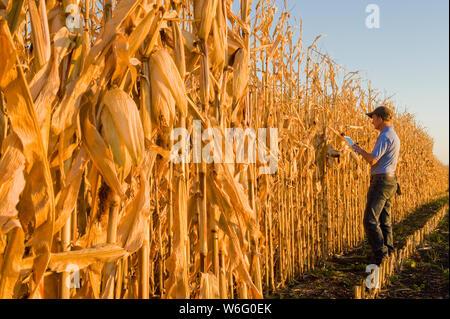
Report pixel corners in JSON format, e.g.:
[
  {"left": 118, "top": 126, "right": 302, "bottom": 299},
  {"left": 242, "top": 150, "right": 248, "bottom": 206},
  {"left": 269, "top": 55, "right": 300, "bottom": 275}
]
[{"left": 352, "top": 144, "right": 363, "bottom": 154}]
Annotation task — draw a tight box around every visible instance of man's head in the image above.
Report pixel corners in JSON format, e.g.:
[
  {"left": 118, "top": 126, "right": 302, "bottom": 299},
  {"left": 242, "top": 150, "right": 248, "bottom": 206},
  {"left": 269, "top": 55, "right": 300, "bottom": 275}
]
[{"left": 366, "top": 106, "right": 393, "bottom": 131}]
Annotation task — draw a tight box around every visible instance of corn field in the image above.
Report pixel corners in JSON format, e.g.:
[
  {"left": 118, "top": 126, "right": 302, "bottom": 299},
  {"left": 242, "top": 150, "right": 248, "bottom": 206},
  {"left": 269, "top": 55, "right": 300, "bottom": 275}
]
[{"left": 0, "top": 0, "right": 448, "bottom": 299}]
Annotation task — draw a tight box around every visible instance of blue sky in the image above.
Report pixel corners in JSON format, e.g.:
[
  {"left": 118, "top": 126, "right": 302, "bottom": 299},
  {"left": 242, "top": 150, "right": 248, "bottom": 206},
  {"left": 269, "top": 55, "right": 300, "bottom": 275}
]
[{"left": 243, "top": 0, "right": 449, "bottom": 165}]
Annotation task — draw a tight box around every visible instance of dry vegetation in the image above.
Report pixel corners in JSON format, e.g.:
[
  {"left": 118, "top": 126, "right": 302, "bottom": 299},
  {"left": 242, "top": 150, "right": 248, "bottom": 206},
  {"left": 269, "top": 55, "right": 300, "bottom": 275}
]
[{"left": 0, "top": 0, "right": 448, "bottom": 299}]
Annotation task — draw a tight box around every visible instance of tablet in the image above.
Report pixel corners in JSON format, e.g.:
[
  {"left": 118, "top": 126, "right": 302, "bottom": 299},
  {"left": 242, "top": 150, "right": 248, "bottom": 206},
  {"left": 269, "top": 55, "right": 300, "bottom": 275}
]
[{"left": 344, "top": 136, "right": 355, "bottom": 146}]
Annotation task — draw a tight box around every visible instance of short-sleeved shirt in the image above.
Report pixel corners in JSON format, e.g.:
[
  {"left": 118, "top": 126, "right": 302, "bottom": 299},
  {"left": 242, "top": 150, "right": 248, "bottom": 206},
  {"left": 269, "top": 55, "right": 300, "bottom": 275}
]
[{"left": 370, "top": 126, "right": 400, "bottom": 175}]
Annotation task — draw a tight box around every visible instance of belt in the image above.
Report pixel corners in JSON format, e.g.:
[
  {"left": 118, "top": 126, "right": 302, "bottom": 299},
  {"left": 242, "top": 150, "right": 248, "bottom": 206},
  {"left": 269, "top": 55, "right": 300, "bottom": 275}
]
[{"left": 371, "top": 174, "right": 395, "bottom": 179}]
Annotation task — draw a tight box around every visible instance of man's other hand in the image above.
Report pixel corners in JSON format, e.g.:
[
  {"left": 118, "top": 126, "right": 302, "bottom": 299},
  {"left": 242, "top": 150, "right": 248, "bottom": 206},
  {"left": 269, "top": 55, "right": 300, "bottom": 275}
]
[{"left": 352, "top": 144, "right": 363, "bottom": 155}]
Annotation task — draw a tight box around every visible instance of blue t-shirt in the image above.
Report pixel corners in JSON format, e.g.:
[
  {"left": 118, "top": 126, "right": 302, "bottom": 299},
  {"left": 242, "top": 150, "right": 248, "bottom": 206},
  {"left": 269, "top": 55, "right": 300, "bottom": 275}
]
[{"left": 370, "top": 126, "right": 400, "bottom": 175}]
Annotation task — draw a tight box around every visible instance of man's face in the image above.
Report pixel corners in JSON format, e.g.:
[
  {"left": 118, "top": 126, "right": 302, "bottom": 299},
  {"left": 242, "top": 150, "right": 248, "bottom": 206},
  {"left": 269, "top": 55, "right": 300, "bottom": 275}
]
[{"left": 371, "top": 114, "right": 383, "bottom": 130}]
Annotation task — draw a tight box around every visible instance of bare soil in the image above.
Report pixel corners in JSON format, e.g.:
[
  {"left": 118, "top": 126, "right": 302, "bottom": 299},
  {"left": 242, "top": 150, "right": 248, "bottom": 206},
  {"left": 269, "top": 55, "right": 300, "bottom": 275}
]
[{"left": 378, "top": 213, "right": 449, "bottom": 299}]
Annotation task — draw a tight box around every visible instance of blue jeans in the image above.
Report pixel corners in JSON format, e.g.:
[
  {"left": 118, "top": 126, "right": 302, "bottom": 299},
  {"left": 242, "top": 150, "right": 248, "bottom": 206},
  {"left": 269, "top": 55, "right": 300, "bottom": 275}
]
[{"left": 363, "top": 176, "right": 398, "bottom": 259}]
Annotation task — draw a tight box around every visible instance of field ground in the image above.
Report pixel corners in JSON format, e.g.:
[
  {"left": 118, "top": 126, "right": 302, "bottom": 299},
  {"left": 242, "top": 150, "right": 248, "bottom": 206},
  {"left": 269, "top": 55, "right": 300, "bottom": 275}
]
[
  {"left": 268, "top": 195, "right": 450, "bottom": 299},
  {"left": 378, "top": 213, "right": 449, "bottom": 299}
]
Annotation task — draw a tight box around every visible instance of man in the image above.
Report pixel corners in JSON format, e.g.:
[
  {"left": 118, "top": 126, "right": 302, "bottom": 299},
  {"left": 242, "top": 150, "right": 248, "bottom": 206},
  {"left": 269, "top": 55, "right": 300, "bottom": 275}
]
[{"left": 352, "top": 106, "right": 400, "bottom": 265}]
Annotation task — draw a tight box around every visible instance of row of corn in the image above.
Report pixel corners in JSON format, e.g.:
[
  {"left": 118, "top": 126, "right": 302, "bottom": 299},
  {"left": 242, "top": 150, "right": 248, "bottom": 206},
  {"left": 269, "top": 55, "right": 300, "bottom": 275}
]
[{"left": 0, "top": 0, "right": 448, "bottom": 299}]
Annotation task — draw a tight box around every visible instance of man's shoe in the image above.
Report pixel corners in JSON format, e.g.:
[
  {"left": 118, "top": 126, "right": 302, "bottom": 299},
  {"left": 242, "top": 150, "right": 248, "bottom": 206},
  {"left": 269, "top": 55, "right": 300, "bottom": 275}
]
[
  {"left": 375, "top": 254, "right": 388, "bottom": 266},
  {"left": 374, "top": 257, "right": 382, "bottom": 266},
  {"left": 367, "top": 256, "right": 380, "bottom": 265},
  {"left": 369, "top": 253, "right": 388, "bottom": 266}
]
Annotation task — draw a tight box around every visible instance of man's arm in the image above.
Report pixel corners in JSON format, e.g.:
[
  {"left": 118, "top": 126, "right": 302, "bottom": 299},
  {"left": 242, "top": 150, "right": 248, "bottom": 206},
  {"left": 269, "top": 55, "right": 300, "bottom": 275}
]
[
  {"left": 352, "top": 134, "right": 390, "bottom": 166},
  {"left": 352, "top": 145, "right": 378, "bottom": 165}
]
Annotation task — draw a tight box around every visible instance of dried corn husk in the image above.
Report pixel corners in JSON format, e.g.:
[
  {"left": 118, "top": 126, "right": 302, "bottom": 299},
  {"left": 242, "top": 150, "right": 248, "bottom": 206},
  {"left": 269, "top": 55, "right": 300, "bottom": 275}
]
[
  {"left": 81, "top": 107, "right": 125, "bottom": 198},
  {"left": 102, "top": 88, "right": 145, "bottom": 166},
  {"left": 231, "top": 48, "right": 249, "bottom": 107},
  {"left": 194, "top": 0, "right": 218, "bottom": 41},
  {"left": 150, "top": 49, "right": 187, "bottom": 118}
]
